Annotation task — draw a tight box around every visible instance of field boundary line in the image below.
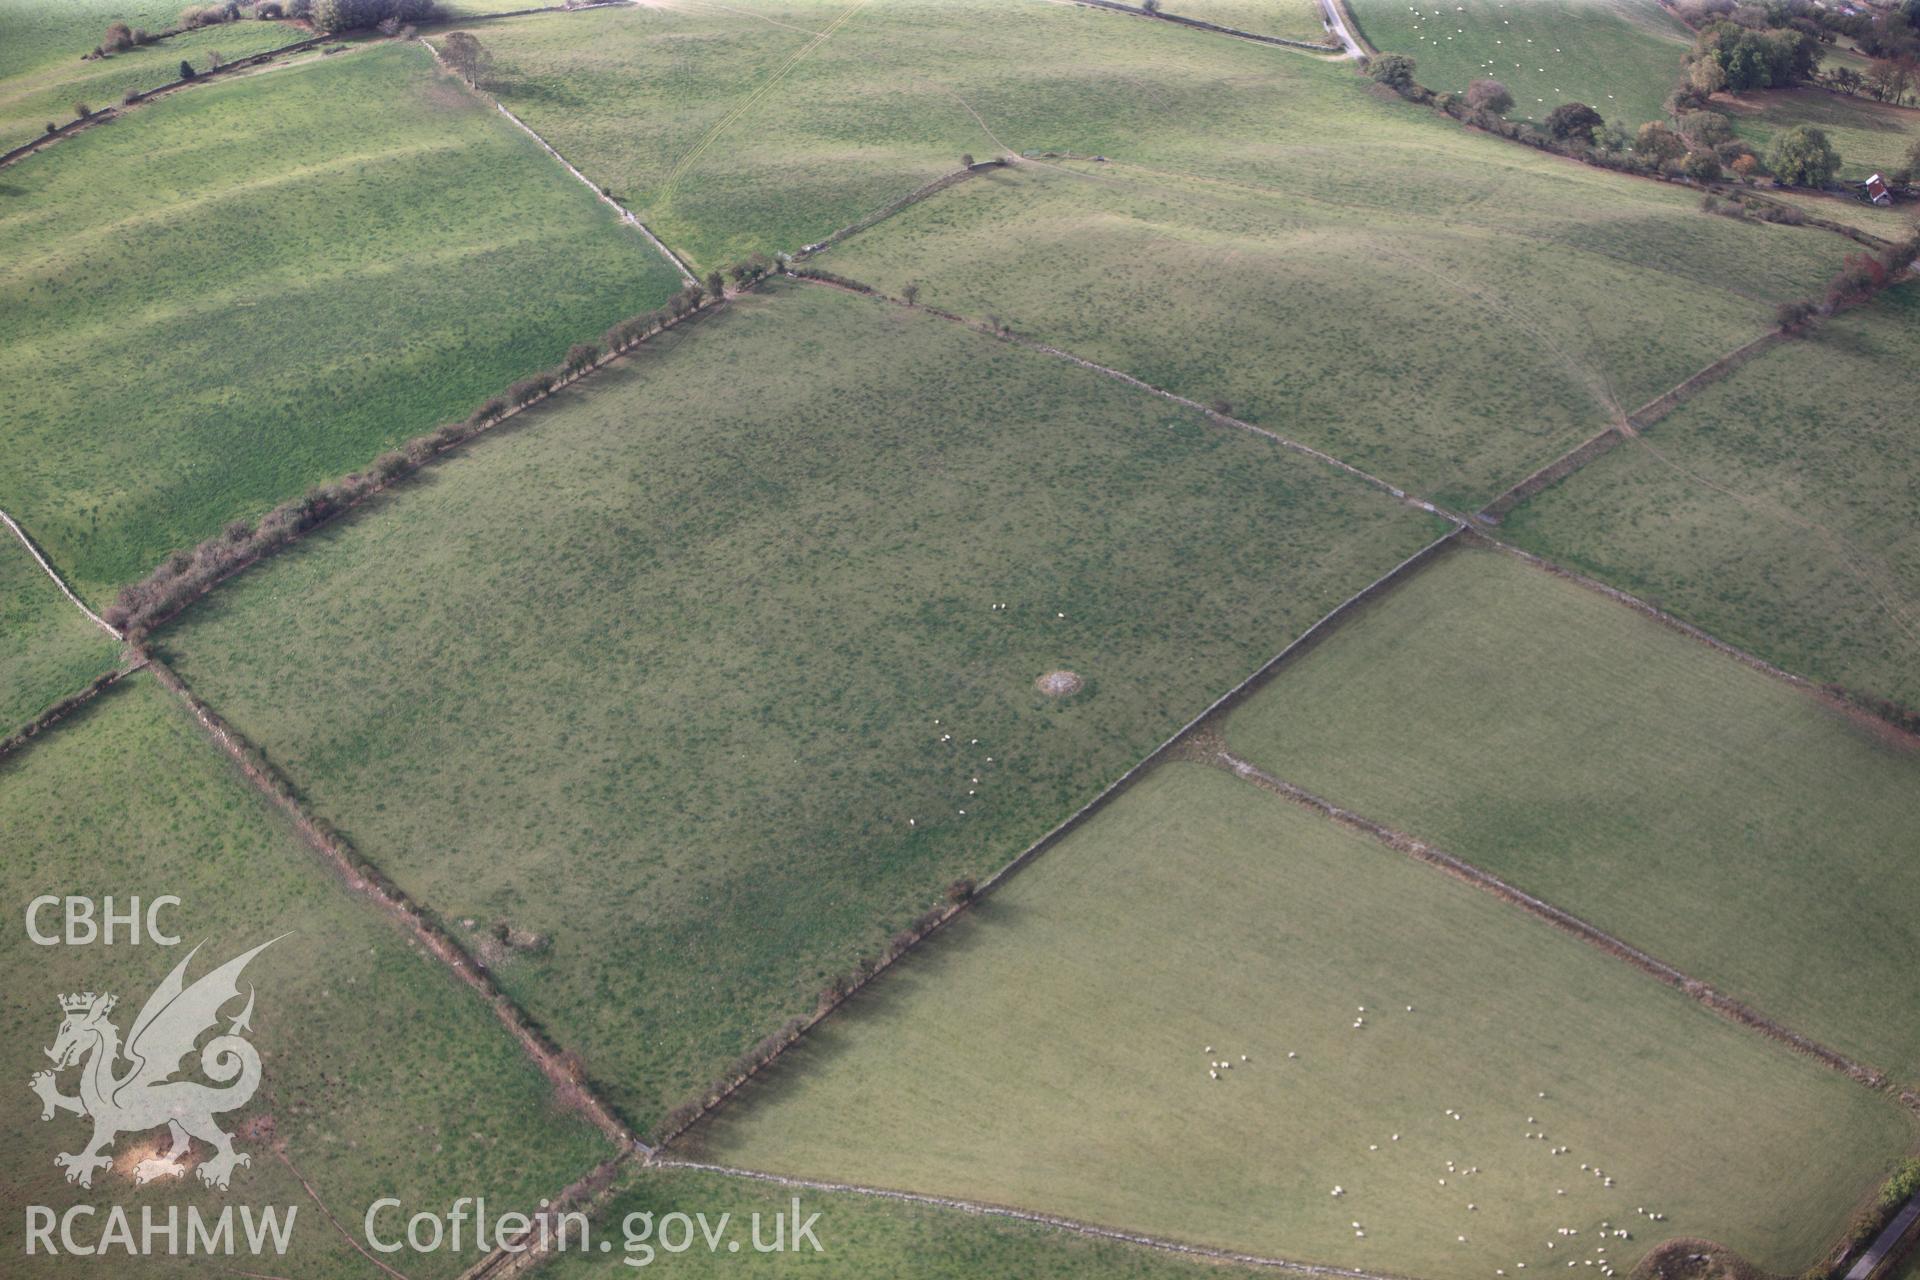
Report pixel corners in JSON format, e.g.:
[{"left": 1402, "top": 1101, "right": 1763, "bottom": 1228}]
[
  {"left": 778, "top": 272, "right": 1920, "bottom": 738},
  {"left": 651, "top": 1158, "right": 1413, "bottom": 1280},
  {"left": 455, "top": 1150, "right": 637, "bottom": 1280},
  {"left": 124, "top": 298, "right": 723, "bottom": 639},
  {"left": 1060, "top": 0, "right": 1346, "bottom": 55},
  {"left": 1474, "top": 426, "right": 1626, "bottom": 523},
  {"left": 648, "top": 527, "right": 1462, "bottom": 1151},
  {"left": 0, "top": 658, "right": 147, "bottom": 765},
  {"left": 1206, "top": 749, "right": 1893, "bottom": 1090},
  {"left": 792, "top": 159, "right": 1007, "bottom": 256},
  {"left": 0, "top": 508, "right": 121, "bottom": 637},
  {"left": 0, "top": 33, "right": 347, "bottom": 172},
  {"left": 783, "top": 270, "right": 1464, "bottom": 525},
  {"left": 142, "top": 654, "right": 642, "bottom": 1151},
  {"left": 1482, "top": 322, "right": 1781, "bottom": 521},
  {"left": 417, "top": 36, "right": 697, "bottom": 283}
]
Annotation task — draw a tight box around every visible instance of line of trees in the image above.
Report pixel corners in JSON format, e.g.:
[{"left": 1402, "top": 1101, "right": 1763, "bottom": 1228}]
[
  {"left": 311, "top": 0, "right": 438, "bottom": 31},
  {"left": 1371, "top": 50, "right": 1889, "bottom": 194},
  {"left": 106, "top": 278, "right": 725, "bottom": 638}
]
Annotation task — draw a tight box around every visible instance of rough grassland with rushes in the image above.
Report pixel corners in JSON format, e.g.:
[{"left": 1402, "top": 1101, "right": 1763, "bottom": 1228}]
[
  {"left": 0, "top": 17, "right": 300, "bottom": 154},
  {"left": 0, "top": 534, "right": 120, "bottom": 732},
  {"left": 691, "top": 764, "right": 1911, "bottom": 1280},
  {"left": 1502, "top": 285, "right": 1920, "bottom": 710},
  {"left": 821, "top": 158, "right": 1842, "bottom": 508},
  {"left": 1224, "top": 546, "right": 1920, "bottom": 1079},
  {"left": 1348, "top": 0, "right": 1692, "bottom": 130},
  {"left": 157, "top": 281, "right": 1445, "bottom": 1124},
  {"left": 0, "top": 676, "right": 610, "bottom": 1279},
  {"left": 1719, "top": 86, "right": 1920, "bottom": 182},
  {"left": 0, "top": 41, "right": 684, "bottom": 601},
  {"left": 548, "top": 1164, "right": 1273, "bottom": 1278}
]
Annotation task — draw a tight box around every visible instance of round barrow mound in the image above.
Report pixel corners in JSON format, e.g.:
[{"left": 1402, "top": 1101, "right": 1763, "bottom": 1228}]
[{"left": 1035, "top": 670, "right": 1084, "bottom": 697}]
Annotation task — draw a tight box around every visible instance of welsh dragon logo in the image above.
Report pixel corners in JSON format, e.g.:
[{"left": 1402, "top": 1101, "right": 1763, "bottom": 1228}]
[{"left": 29, "top": 939, "right": 280, "bottom": 1191}]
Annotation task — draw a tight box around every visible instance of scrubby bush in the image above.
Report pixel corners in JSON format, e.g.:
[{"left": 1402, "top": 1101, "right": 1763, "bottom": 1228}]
[
  {"left": 1367, "top": 53, "right": 1417, "bottom": 92},
  {"left": 1683, "top": 150, "right": 1723, "bottom": 181},
  {"left": 102, "top": 21, "right": 137, "bottom": 52},
  {"left": 1465, "top": 77, "right": 1513, "bottom": 115},
  {"left": 1545, "top": 102, "right": 1605, "bottom": 143}
]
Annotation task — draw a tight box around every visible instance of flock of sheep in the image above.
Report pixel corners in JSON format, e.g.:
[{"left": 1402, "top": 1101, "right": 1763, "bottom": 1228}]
[{"left": 1204, "top": 1003, "right": 1673, "bottom": 1272}]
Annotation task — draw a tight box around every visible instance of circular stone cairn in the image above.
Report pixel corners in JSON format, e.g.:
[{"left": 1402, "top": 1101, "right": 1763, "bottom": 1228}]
[{"left": 1036, "top": 670, "right": 1084, "bottom": 697}]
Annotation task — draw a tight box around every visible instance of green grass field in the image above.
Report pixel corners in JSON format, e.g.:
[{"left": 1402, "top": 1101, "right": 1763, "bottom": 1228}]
[
  {"left": 477, "top": 0, "right": 1675, "bottom": 276},
  {"left": 0, "top": 674, "right": 610, "bottom": 1278},
  {"left": 1503, "top": 285, "right": 1920, "bottom": 711},
  {"left": 154, "top": 280, "right": 1445, "bottom": 1125},
  {"left": 1157, "top": 0, "right": 1330, "bottom": 42},
  {"left": 818, "top": 155, "right": 1843, "bottom": 509},
  {"left": 0, "top": 0, "right": 212, "bottom": 83},
  {"left": 1347, "top": 0, "right": 1691, "bottom": 129},
  {"left": 0, "top": 532, "right": 121, "bottom": 732},
  {"left": 689, "top": 764, "right": 1911, "bottom": 1278},
  {"left": 478, "top": 0, "right": 1333, "bottom": 271},
  {"left": 0, "top": 17, "right": 301, "bottom": 154},
  {"left": 1720, "top": 86, "right": 1920, "bottom": 182},
  {"left": 546, "top": 1164, "right": 1272, "bottom": 1277},
  {"left": 0, "top": 40, "right": 684, "bottom": 601},
  {"left": 1223, "top": 545, "right": 1920, "bottom": 1080}
]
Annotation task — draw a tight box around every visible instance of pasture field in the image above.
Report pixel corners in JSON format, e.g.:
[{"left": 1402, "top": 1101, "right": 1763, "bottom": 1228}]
[
  {"left": 1347, "top": 0, "right": 1691, "bottom": 130},
  {"left": 1766, "top": 189, "right": 1919, "bottom": 238},
  {"left": 1155, "top": 0, "right": 1330, "bottom": 43},
  {"left": 0, "top": 534, "right": 121, "bottom": 732},
  {"left": 547, "top": 1164, "right": 1267, "bottom": 1278},
  {"left": 0, "top": 675, "right": 611, "bottom": 1278},
  {"left": 154, "top": 280, "right": 1446, "bottom": 1124},
  {"left": 1222, "top": 545, "right": 1920, "bottom": 1078},
  {"left": 0, "top": 40, "right": 683, "bottom": 601},
  {"left": 477, "top": 0, "right": 1694, "bottom": 276},
  {"left": 479, "top": 0, "right": 1348, "bottom": 272},
  {"left": 1719, "top": 86, "right": 1920, "bottom": 181},
  {"left": 0, "top": 0, "right": 207, "bottom": 82},
  {"left": 819, "top": 156, "right": 1843, "bottom": 508},
  {"left": 0, "top": 17, "right": 300, "bottom": 154},
  {"left": 1502, "top": 284, "right": 1920, "bottom": 711},
  {"left": 688, "top": 764, "right": 1912, "bottom": 1279}
]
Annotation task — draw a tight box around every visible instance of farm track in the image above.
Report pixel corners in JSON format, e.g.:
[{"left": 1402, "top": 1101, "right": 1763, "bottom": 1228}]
[
  {"left": 650, "top": 1157, "right": 1416, "bottom": 1280},
  {"left": 1201, "top": 746, "right": 1895, "bottom": 1094}
]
